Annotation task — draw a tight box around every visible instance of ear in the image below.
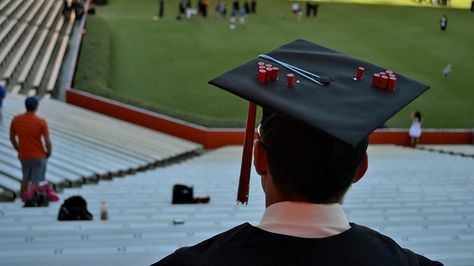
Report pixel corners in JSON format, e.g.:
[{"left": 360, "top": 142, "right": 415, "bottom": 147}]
[
  {"left": 353, "top": 152, "right": 368, "bottom": 184},
  {"left": 253, "top": 140, "right": 268, "bottom": 176}
]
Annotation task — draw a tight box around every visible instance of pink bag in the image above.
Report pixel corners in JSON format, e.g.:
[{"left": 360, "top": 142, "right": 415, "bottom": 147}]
[{"left": 22, "top": 184, "right": 59, "bottom": 202}]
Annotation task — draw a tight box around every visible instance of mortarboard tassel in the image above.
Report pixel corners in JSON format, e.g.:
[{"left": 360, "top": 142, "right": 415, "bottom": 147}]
[{"left": 237, "top": 102, "right": 257, "bottom": 204}]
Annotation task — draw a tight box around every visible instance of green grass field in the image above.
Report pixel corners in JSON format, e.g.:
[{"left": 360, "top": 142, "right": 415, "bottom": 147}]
[{"left": 75, "top": 0, "right": 474, "bottom": 128}]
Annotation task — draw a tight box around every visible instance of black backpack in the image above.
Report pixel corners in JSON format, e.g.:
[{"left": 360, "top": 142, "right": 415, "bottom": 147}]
[
  {"left": 172, "top": 184, "right": 194, "bottom": 204},
  {"left": 58, "top": 196, "right": 93, "bottom": 221},
  {"left": 24, "top": 191, "right": 49, "bottom": 207}
]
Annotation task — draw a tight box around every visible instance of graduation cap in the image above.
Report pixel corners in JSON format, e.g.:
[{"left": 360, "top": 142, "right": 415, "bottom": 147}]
[{"left": 209, "top": 39, "right": 430, "bottom": 204}]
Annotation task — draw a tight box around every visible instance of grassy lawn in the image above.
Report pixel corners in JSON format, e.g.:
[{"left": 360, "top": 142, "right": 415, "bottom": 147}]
[{"left": 75, "top": 0, "right": 474, "bottom": 128}]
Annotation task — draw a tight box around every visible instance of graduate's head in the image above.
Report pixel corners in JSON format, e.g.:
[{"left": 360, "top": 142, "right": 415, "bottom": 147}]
[
  {"left": 255, "top": 109, "right": 368, "bottom": 204},
  {"left": 208, "top": 39, "right": 430, "bottom": 204}
]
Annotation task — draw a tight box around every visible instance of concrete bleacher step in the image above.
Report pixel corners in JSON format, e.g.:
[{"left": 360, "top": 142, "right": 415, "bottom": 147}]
[
  {"left": 2, "top": 25, "right": 38, "bottom": 82},
  {"left": 419, "top": 145, "right": 474, "bottom": 157},
  {"left": 3, "top": 0, "right": 22, "bottom": 17},
  {"left": 46, "top": 35, "right": 69, "bottom": 93},
  {"left": 24, "top": 0, "right": 44, "bottom": 24},
  {"left": 31, "top": 30, "right": 59, "bottom": 89},
  {"left": 0, "top": 0, "right": 13, "bottom": 13},
  {"left": 15, "top": 28, "right": 48, "bottom": 85},
  {"left": 0, "top": 18, "right": 16, "bottom": 44},
  {"left": 44, "top": 0, "right": 63, "bottom": 29},
  {"left": 34, "top": 0, "right": 55, "bottom": 27},
  {"left": 0, "top": 15, "right": 6, "bottom": 27},
  {"left": 0, "top": 23, "right": 28, "bottom": 64},
  {"left": 13, "top": 0, "right": 33, "bottom": 21},
  {"left": 0, "top": 173, "right": 19, "bottom": 200}
]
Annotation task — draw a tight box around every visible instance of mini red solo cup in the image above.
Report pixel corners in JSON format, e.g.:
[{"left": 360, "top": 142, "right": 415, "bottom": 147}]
[
  {"left": 271, "top": 67, "right": 279, "bottom": 80},
  {"left": 265, "top": 64, "right": 272, "bottom": 69},
  {"left": 287, "top": 73, "right": 295, "bottom": 88},
  {"left": 258, "top": 62, "right": 265, "bottom": 67},
  {"left": 258, "top": 70, "right": 266, "bottom": 84},
  {"left": 258, "top": 65, "right": 266, "bottom": 71},
  {"left": 265, "top": 68, "right": 273, "bottom": 81},
  {"left": 386, "top": 70, "right": 394, "bottom": 76},
  {"left": 388, "top": 77, "right": 397, "bottom": 91},
  {"left": 379, "top": 72, "right": 387, "bottom": 77},
  {"left": 356, "top": 67, "right": 365, "bottom": 80},
  {"left": 388, "top": 73, "right": 396, "bottom": 78},
  {"left": 372, "top": 73, "right": 381, "bottom": 87},
  {"left": 379, "top": 75, "right": 389, "bottom": 89}
]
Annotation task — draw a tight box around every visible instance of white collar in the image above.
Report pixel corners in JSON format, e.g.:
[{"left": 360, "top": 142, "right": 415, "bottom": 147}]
[{"left": 257, "top": 201, "right": 350, "bottom": 238}]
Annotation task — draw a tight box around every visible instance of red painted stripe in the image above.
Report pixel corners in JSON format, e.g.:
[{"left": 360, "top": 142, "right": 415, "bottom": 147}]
[{"left": 66, "top": 89, "right": 473, "bottom": 148}]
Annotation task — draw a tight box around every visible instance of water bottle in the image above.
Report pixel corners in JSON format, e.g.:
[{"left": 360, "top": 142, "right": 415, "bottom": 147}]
[{"left": 100, "top": 201, "right": 108, "bottom": 221}]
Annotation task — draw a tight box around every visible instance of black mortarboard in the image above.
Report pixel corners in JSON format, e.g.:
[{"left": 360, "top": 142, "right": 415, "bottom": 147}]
[{"left": 209, "top": 39, "right": 429, "bottom": 204}]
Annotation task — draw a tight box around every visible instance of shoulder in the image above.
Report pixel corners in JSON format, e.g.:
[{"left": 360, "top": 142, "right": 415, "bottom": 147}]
[
  {"left": 11, "top": 114, "right": 24, "bottom": 124},
  {"left": 350, "top": 224, "right": 443, "bottom": 265},
  {"left": 153, "top": 223, "right": 257, "bottom": 266},
  {"left": 349, "top": 224, "right": 410, "bottom": 251},
  {"left": 33, "top": 115, "right": 48, "bottom": 125}
]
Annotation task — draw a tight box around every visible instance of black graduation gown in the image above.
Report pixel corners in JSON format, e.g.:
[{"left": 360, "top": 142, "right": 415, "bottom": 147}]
[{"left": 153, "top": 223, "right": 443, "bottom": 266}]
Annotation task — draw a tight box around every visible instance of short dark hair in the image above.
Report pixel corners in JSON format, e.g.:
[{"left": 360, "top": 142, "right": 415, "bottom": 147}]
[
  {"left": 259, "top": 110, "right": 368, "bottom": 203},
  {"left": 414, "top": 111, "right": 422, "bottom": 122},
  {"left": 25, "top": 96, "right": 39, "bottom": 111}
]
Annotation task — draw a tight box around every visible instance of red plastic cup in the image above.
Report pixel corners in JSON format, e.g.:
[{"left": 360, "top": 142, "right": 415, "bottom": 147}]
[
  {"left": 372, "top": 73, "right": 381, "bottom": 87},
  {"left": 258, "top": 65, "right": 266, "bottom": 71},
  {"left": 379, "top": 72, "right": 387, "bottom": 77},
  {"left": 287, "top": 73, "right": 295, "bottom": 88},
  {"left": 265, "top": 64, "right": 272, "bottom": 69},
  {"left": 388, "top": 77, "right": 397, "bottom": 91},
  {"left": 258, "top": 70, "right": 266, "bottom": 84},
  {"left": 356, "top": 67, "right": 365, "bottom": 80},
  {"left": 265, "top": 68, "right": 273, "bottom": 81},
  {"left": 258, "top": 62, "right": 265, "bottom": 67},
  {"left": 386, "top": 70, "right": 394, "bottom": 76},
  {"left": 271, "top": 67, "right": 279, "bottom": 80},
  {"left": 379, "top": 75, "right": 389, "bottom": 89},
  {"left": 388, "top": 73, "right": 396, "bottom": 78}
]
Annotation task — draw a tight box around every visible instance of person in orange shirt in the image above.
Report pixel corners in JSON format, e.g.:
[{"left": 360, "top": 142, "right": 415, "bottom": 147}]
[{"left": 10, "top": 97, "right": 52, "bottom": 198}]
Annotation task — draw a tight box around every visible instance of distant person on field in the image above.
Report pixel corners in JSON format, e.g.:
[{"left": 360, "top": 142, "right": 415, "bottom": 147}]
[
  {"left": 443, "top": 64, "right": 451, "bottom": 79},
  {"left": 160, "top": 0, "right": 164, "bottom": 18},
  {"left": 244, "top": 1, "right": 250, "bottom": 14},
  {"left": 471, "top": 0, "right": 474, "bottom": 12},
  {"left": 153, "top": 0, "right": 164, "bottom": 20},
  {"left": 409, "top": 111, "right": 422, "bottom": 147},
  {"left": 306, "top": 1, "right": 319, "bottom": 17},
  {"left": 239, "top": 5, "right": 247, "bottom": 25},
  {"left": 185, "top": 0, "right": 196, "bottom": 18},
  {"left": 440, "top": 15, "right": 447, "bottom": 31},
  {"left": 10, "top": 97, "right": 52, "bottom": 198},
  {"left": 215, "top": 0, "right": 227, "bottom": 19},
  {"left": 229, "top": 1, "right": 239, "bottom": 29},
  {"left": 251, "top": 0, "right": 256, "bottom": 13},
  {"left": 292, "top": 2, "right": 302, "bottom": 21},
  {"left": 0, "top": 84, "right": 6, "bottom": 122}
]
